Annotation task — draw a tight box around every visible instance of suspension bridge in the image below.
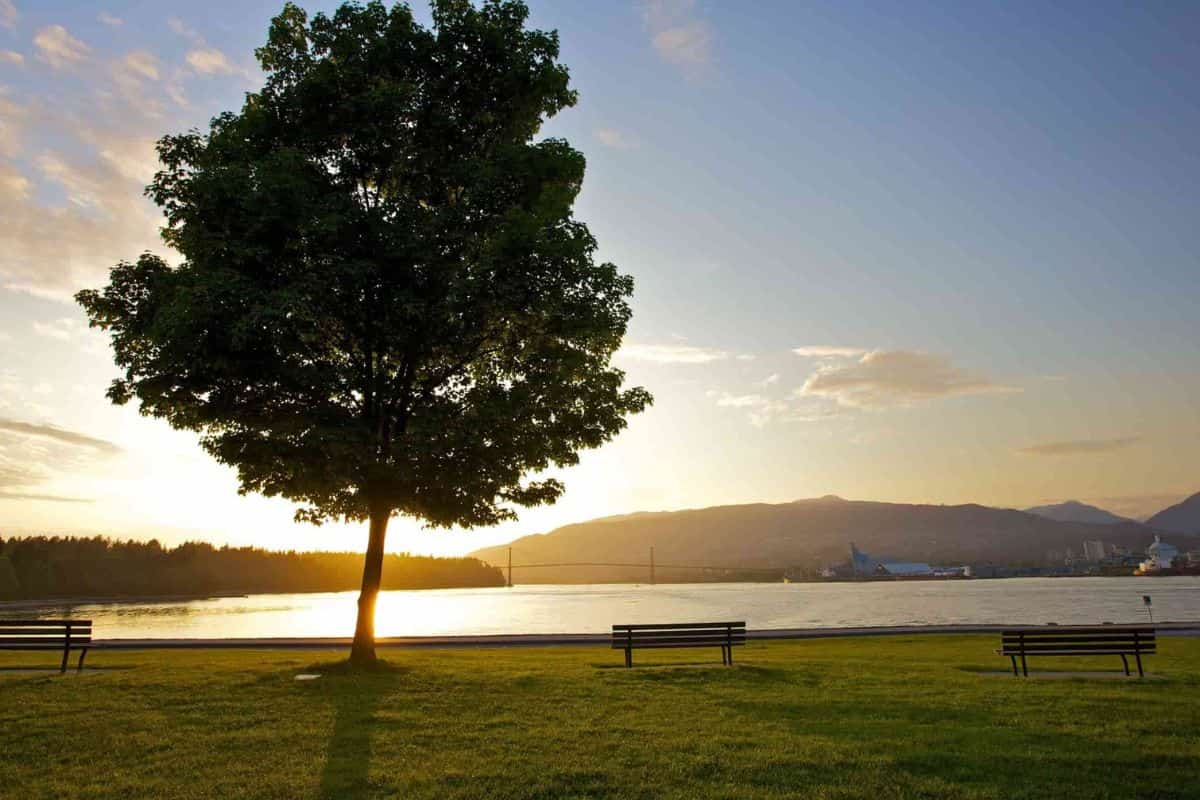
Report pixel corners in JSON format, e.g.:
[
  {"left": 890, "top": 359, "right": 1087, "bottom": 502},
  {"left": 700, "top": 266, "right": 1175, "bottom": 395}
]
[{"left": 498, "top": 546, "right": 787, "bottom": 586}]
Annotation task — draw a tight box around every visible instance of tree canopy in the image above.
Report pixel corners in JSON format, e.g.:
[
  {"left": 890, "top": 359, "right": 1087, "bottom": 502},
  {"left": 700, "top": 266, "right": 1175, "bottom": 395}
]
[
  {"left": 77, "top": 0, "right": 650, "bottom": 528},
  {"left": 76, "top": 0, "right": 650, "bottom": 660}
]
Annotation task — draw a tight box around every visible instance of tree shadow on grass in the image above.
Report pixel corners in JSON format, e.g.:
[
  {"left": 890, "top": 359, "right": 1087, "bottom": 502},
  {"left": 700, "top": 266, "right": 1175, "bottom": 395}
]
[{"left": 312, "top": 660, "right": 410, "bottom": 800}]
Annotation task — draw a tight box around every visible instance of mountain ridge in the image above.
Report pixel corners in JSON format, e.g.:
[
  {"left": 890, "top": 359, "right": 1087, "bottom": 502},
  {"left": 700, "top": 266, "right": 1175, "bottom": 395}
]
[
  {"left": 471, "top": 496, "right": 1199, "bottom": 583},
  {"left": 1145, "top": 492, "right": 1200, "bottom": 534},
  {"left": 1023, "top": 500, "right": 1130, "bottom": 526}
]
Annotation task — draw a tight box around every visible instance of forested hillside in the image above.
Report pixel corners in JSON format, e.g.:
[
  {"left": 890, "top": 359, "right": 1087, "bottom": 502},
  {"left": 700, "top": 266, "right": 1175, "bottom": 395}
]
[{"left": 0, "top": 536, "right": 505, "bottom": 600}]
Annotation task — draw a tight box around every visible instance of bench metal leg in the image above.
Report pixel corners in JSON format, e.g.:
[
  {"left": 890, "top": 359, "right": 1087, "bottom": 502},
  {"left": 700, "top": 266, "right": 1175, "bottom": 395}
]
[
  {"left": 77, "top": 648, "right": 89, "bottom": 672},
  {"left": 60, "top": 644, "right": 70, "bottom": 674},
  {"left": 1135, "top": 652, "right": 1144, "bottom": 678},
  {"left": 727, "top": 646, "right": 734, "bottom": 666},
  {"left": 625, "top": 647, "right": 632, "bottom": 668},
  {"left": 1021, "top": 654, "right": 1028, "bottom": 677},
  {"left": 1010, "top": 656, "right": 1018, "bottom": 676},
  {"left": 1120, "top": 655, "right": 1130, "bottom": 677}
]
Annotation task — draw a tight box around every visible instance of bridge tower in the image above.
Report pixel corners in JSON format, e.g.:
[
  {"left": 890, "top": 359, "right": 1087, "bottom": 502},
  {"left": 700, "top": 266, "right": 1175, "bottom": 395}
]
[{"left": 507, "top": 547, "right": 513, "bottom": 588}]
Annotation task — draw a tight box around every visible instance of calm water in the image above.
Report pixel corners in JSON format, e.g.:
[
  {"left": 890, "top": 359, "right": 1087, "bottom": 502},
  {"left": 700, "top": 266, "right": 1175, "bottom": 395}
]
[{"left": 5, "top": 577, "right": 1198, "bottom": 639}]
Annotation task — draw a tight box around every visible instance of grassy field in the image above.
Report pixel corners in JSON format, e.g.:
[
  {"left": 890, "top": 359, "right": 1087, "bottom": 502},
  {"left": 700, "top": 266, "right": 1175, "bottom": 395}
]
[{"left": 1, "top": 635, "right": 1197, "bottom": 799}]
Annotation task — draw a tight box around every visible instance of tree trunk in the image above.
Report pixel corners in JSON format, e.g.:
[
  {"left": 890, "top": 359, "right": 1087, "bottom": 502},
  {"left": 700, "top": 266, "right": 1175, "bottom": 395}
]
[{"left": 350, "top": 507, "right": 390, "bottom": 665}]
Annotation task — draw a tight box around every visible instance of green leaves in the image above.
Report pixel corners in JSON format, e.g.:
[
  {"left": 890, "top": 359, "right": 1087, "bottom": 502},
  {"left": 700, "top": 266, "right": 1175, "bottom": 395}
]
[{"left": 76, "top": 0, "right": 650, "bottom": 530}]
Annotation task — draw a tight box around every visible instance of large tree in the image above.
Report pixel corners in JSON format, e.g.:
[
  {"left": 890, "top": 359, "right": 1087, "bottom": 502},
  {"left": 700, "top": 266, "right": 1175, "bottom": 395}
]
[{"left": 76, "top": 0, "right": 650, "bottom": 663}]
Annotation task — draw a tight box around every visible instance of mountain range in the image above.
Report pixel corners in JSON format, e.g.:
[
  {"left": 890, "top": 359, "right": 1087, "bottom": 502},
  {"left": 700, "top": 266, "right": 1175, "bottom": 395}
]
[
  {"left": 1145, "top": 491, "right": 1200, "bottom": 533},
  {"left": 471, "top": 493, "right": 1200, "bottom": 583},
  {"left": 1023, "top": 501, "right": 1131, "bottom": 526}
]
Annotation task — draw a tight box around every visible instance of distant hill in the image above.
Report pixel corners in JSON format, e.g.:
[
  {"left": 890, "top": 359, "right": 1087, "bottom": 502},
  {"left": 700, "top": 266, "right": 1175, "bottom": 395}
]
[
  {"left": 0, "top": 537, "right": 505, "bottom": 600},
  {"left": 1145, "top": 492, "right": 1200, "bottom": 534},
  {"left": 1024, "top": 500, "right": 1129, "bottom": 526},
  {"left": 471, "top": 496, "right": 1193, "bottom": 583}
]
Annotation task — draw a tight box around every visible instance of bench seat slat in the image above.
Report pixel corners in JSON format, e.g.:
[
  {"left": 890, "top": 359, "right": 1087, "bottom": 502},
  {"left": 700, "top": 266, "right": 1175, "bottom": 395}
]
[
  {"left": 1001, "top": 633, "right": 1154, "bottom": 642},
  {"left": 613, "top": 641, "right": 744, "bottom": 651},
  {"left": 998, "top": 638, "right": 1156, "bottom": 642},
  {"left": 0, "top": 636, "right": 92, "bottom": 645},
  {"left": 1000, "top": 647, "right": 1155, "bottom": 656},
  {"left": 613, "top": 640, "right": 746, "bottom": 648},
  {"left": 1000, "top": 627, "right": 1151, "bottom": 635},
  {"left": 616, "top": 634, "right": 747, "bottom": 643},
  {"left": 0, "top": 620, "right": 91, "bottom": 627},
  {"left": 1000, "top": 642, "right": 1154, "bottom": 650},
  {"left": 1001, "top": 640, "right": 1154, "bottom": 647},
  {"left": 613, "top": 633, "right": 746, "bottom": 641},
  {"left": 0, "top": 644, "right": 91, "bottom": 651},
  {"left": 613, "top": 621, "right": 744, "bottom": 631}
]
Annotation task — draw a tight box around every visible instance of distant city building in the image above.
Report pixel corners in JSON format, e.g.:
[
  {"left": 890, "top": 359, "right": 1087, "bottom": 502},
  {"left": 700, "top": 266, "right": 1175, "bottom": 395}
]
[
  {"left": 1138, "top": 536, "right": 1179, "bottom": 573},
  {"left": 824, "top": 544, "right": 962, "bottom": 579},
  {"left": 849, "top": 542, "right": 874, "bottom": 576},
  {"left": 875, "top": 561, "right": 934, "bottom": 576},
  {"left": 1082, "top": 540, "right": 1108, "bottom": 562}
]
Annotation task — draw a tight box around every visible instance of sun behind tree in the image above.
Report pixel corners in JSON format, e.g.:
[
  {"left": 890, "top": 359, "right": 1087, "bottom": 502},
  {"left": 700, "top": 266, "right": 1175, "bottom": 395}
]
[{"left": 76, "top": 0, "right": 651, "bottom": 664}]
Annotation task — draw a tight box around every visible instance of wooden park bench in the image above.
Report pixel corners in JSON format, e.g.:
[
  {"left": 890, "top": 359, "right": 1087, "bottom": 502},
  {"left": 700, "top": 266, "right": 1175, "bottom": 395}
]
[
  {"left": 612, "top": 621, "right": 745, "bottom": 667},
  {"left": 0, "top": 619, "right": 93, "bottom": 673},
  {"left": 998, "top": 625, "right": 1155, "bottom": 677}
]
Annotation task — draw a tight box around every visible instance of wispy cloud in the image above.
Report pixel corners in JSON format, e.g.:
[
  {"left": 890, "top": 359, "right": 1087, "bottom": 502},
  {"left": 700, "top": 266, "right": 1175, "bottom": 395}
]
[
  {"left": 0, "top": 491, "right": 92, "bottom": 503},
  {"left": 711, "top": 392, "right": 787, "bottom": 428},
  {"left": 0, "top": 0, "right": 15, "bottom": 31},
  {"left": 595, "top": 128, "right": 638, "bottom": 150},
  {"left": 618, "top": 342, "right": 730, "bottom": 364},
  {"left": 0, "top": 418, "right": 121, "bottom": 503},
  {"left": 167, "top": 17, "right": 250, "bottom": 80},
  {"left": 0, "top": 50, "right": 22, "bottom": 66},
  {"left": 0, "top": 417, "right": 123, "bottom": 455},
  {"left": 167, "top": 17, "right": 204, "bottom": 45},
  {"left": 32, "top": 318, "right": 85, "bottom": 341},
  {"left": 642, "top": 0, "right": 713, "bottom": 76},
  {"left": 98, "top": 12, "right": 123, "bottom": 27},
  {"left": 186, "top": 47, "right": 238, "bottom": 76},
  {"left": 709, "top": 388, "right": 843, "bottom": 428},
  {"left": 34, "top": 25, "right": 90, "bottom": 70},
  {"left": 1018, "top": 437, "right": 1140, "bottom": 457},
  {"left": 0, "top": 118, "right": 166, "bottom": 297},
  {"left": 119, "top": 50, "right": 161, "bottom": 82},
  {"left": 799, "top": 349, "right": 1018, "bottom": 408},
  {"left": 793, "top": 345, "right": 868, "bottom": 358}
]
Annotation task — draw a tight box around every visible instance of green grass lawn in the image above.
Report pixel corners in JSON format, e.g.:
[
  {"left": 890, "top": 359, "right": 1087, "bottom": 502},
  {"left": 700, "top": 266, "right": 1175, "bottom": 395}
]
[{"left": 1, "top": 636, "right": 1197, "bottom": 799}]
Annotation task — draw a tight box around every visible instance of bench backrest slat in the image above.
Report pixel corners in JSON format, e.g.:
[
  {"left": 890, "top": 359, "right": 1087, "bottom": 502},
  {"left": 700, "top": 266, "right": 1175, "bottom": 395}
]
[
  {"left": 612, "top": 621, "right": 746, "bottom": 650},
  {"left": 999, "top": 626, "right": 1154, "bottom": 655},
  {"left": 0, "top": 620, "right": 92, "bottom": 648},
  {"left": 613, "top": 621, "right": 745, "bottom": 631}
]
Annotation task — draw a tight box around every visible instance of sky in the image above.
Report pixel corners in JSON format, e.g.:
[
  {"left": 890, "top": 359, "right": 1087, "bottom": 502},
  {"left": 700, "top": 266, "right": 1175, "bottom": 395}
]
[{"left": 1, "top": 0, "right": 1198, "bottom": 557}]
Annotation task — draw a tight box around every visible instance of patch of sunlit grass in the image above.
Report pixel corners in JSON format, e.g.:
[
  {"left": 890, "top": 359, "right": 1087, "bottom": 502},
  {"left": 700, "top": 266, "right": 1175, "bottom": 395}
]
[{"left": 0, "top": 636, "right": 1198, "bottom": 799}]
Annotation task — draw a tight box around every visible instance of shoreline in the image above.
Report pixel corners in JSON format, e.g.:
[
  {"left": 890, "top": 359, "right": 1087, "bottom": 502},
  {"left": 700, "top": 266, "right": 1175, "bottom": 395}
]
[
  {"left": 92, "top": 621, "right": 1200, "bottom": 649},
  {"left": 5, "top": 571, "right": 1197, "bottom": 607}
]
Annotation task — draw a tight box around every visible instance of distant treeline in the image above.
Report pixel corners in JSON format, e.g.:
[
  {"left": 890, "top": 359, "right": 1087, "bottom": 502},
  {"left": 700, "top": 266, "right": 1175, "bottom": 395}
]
[{"left": 0, "top": 536, "right": 506, "bottom": 600}]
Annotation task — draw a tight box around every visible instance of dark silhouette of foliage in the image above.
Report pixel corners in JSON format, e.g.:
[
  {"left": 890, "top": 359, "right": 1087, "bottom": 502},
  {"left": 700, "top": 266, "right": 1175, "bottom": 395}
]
[
  {"left": 76, "top": 0, "right": 650, "bottom": 662},
  {"left": 0, "top": 535, "right": 504, "bottom": 600}
]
